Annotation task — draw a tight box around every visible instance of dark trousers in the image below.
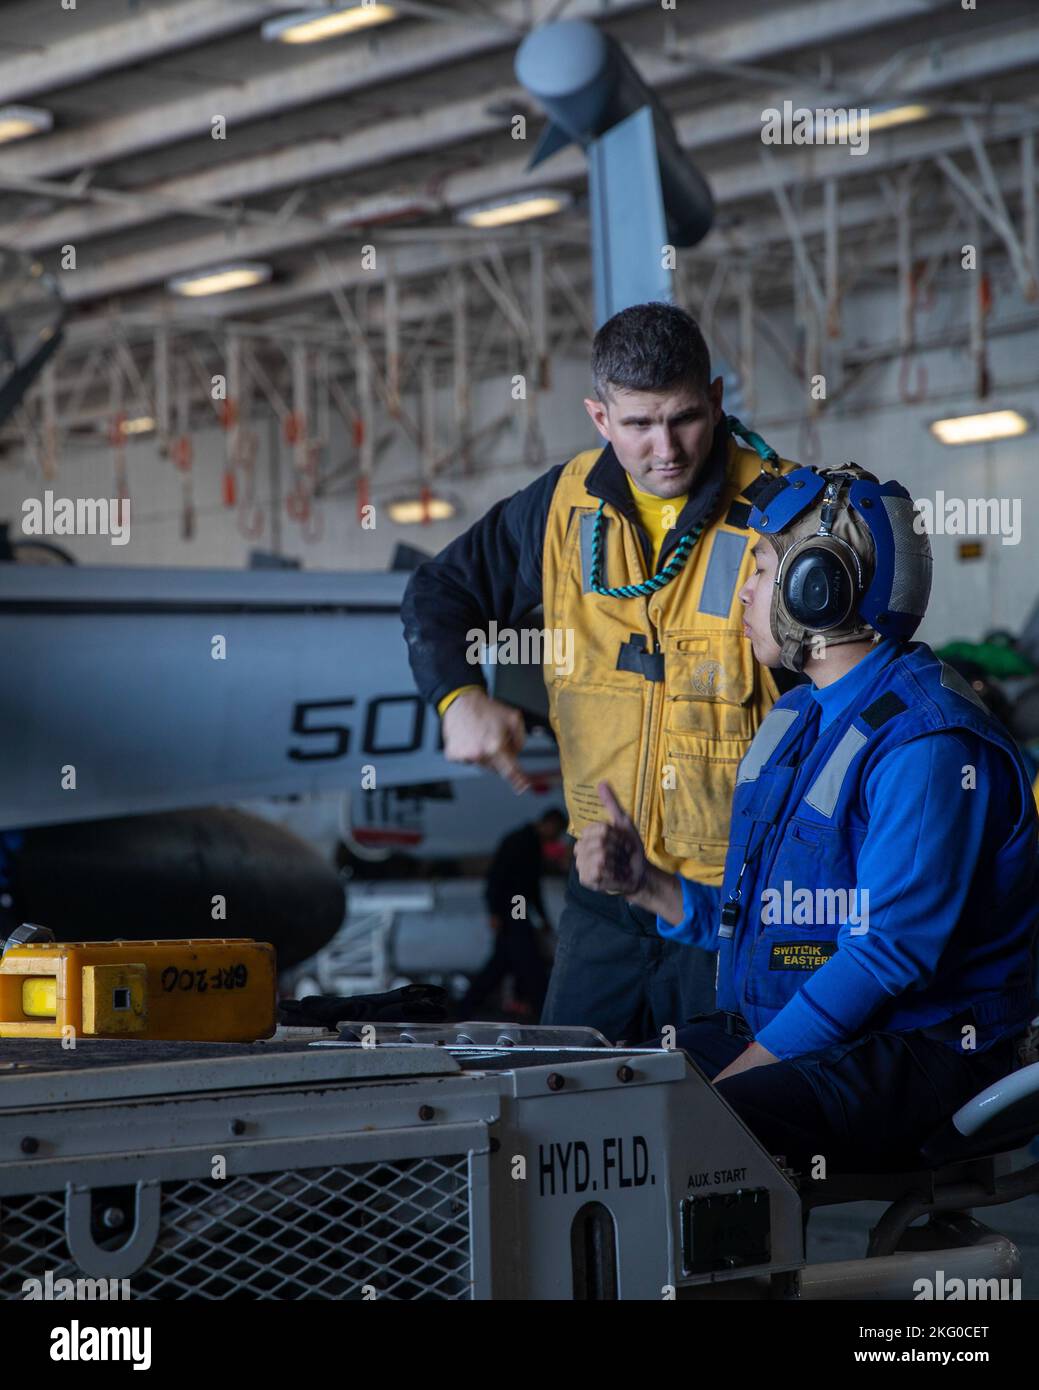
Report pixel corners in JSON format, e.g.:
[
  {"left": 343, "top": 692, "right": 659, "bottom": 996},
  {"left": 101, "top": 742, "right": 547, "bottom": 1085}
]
[
  {"left": 540, "top": 864, "right": 716, "bottom": 1043},
  {"left": 677, "top": 1010, "right": 1020, "bottom": 1174},
  {"left": 460, "top": 918, "right": 549, "bottom": 1017}
]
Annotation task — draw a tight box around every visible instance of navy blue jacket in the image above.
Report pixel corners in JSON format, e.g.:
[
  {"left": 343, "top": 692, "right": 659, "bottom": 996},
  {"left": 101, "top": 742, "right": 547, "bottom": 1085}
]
[{"left": 660, "top": 640, "right": 1039, "bottom": 1058}]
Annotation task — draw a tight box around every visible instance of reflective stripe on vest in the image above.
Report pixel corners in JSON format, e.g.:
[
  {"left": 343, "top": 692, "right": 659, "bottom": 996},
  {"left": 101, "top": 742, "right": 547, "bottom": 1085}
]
[
  {"left": 736, "top": 707, "right": 799, "bottom": 785},
  {"left": 804, "top": 726, "right": 869, "bottom": 818},
  {"left": 940, "top": 660, "right": 987, "bottom": 712},
  {"left": 699, "top": 530, "right": 747, "bottom": 617}
]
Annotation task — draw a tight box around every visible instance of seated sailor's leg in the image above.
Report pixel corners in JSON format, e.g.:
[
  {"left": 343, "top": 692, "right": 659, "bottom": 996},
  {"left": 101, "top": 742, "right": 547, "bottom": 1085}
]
[
  {"left": 715, "top": 1026, "right": 1019, "bottom": 1174},
  {"left": 668, "top": 1010, "right": 751, "bottom": 1079}
]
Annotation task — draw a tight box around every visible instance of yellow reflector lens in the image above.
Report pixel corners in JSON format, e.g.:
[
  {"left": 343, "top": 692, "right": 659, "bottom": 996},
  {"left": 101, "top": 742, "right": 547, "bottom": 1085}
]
[{"left": 21, "top": 977, "right": 57, "bottom": 1018}]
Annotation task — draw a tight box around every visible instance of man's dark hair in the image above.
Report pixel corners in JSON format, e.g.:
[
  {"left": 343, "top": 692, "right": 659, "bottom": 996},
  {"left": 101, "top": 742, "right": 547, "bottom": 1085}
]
[
  {"left": 592, "top": 302, "right": 711, "bottom": 404},
  {"left": 538, "top": 808, "right": 567, "bottom": 830}
]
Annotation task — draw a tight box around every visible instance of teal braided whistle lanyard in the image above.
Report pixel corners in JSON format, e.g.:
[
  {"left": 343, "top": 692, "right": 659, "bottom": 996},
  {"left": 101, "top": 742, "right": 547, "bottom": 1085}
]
[{"left": 587, "top": 414, "right": 780, "bottom": 599}]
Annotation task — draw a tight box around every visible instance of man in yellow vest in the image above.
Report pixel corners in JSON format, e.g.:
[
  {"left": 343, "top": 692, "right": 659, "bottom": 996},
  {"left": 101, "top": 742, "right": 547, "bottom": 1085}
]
[{"left": 401, "top": 302, "right": 797, "bottom": 1042}]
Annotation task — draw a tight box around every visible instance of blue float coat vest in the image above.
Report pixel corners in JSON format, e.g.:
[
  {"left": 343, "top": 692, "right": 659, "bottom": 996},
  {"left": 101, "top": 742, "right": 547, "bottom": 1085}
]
[{"left": 717, "top": 642, "right": 1039, "bottom": 1050}]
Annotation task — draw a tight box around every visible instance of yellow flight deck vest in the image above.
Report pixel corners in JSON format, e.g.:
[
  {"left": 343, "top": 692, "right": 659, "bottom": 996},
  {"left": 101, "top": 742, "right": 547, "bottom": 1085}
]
[{"left": 541, "top": 438, "right": 796, "bottom": 886}]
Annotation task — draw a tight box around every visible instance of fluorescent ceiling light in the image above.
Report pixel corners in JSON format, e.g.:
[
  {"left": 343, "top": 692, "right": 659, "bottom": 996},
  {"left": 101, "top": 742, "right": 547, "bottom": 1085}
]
[
  {"left": 0, "top": 105, "right": 52, "bottom": 145},
  {"left": 457, "top": 190, "right": 572, "bottom": 229},
  {"left": 929, "top": 410, "right": 1032, "bottom": 446},
  {"left": 862, "top": 103, "right": 931, "bottom": 133},
  {"left": 101, "top": 415, "right": 155, "bottom": 438},
  {"left": 122, "top": 415, "right": 156, "bottom": 435},
  {"left": 167, "top": 262, "right": 272, "bottom": 297},
  {"left": 262, "top": 3, "right": 397, "bottom": 44},
  {"left": 387, "top": 494, "right": 457, "bottom": 524}
]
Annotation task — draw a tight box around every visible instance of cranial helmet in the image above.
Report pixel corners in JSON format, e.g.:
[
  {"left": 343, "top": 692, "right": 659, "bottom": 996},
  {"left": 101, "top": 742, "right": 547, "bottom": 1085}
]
[{"left": 746, "top": 462, "right": 932, "bottom": 673}]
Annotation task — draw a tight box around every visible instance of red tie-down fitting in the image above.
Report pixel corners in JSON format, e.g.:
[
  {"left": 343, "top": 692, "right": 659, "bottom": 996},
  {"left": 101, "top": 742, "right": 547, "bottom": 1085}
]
[
  {"left": 220, "top": 399, "right": 240, "bottom": 505},
  {"left": 283, "top": 410, "right": 305, "bottom": 446},
  {"left": 356, "top": 473, "right": 370, "bottom": 524},
  {"left": 979, "top": 272, "right": 993, "bottom": 317},
  {"left": 171, "top": 435, "right": 193, "bottom": 472},
  {"left": 108, "top": 413, "right": 127, "bottom": 447},
  {"left": 352, "top": 415, "right": 365, "bottom": 449}
]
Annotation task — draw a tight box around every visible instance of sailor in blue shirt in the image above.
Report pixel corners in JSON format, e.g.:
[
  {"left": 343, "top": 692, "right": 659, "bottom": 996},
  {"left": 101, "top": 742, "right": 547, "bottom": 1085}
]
[{"left": 577, "top": 462, "right": 1039, "bottom": 1174}]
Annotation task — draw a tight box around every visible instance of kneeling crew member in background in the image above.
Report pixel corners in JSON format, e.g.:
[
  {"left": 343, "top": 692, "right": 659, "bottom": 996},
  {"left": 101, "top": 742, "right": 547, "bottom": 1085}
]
[{"left": 576, "top": 462, "right": 1039, "bottom": 1173}]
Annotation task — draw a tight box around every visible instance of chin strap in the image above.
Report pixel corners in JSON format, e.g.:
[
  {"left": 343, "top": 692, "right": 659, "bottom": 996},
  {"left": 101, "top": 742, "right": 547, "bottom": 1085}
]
[
  {"left": 780, "top": 631, "right": 807, "bottom": 673},
  {"left": 777, "top": 622, "right": 878, "bottom": 672}
]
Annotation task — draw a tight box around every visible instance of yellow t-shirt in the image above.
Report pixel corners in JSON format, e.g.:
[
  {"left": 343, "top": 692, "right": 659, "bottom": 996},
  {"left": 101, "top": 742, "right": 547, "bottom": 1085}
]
[
  {"left": 436, "top": 473, "right": 688, "bottom": 718},
  {"left": 624, "top": 471, "right": 689, "bottom": 570}
]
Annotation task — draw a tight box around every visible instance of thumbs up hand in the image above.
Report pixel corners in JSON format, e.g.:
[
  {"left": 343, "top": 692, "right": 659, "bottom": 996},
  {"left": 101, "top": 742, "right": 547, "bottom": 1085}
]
[{"left": 574, "top": 781, "right": 648, "bottom": 896}]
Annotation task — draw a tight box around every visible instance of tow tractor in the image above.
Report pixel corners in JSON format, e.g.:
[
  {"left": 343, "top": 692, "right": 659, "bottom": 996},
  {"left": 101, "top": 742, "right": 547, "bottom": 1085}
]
[{"left": 2, "top": 1009, "right": 1037, "bottom": 1300}]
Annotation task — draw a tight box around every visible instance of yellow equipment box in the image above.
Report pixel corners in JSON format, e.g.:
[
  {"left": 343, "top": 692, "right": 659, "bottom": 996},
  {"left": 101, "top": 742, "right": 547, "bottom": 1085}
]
[{"left": 0, "top": 938, "right": 277, "bottom": 1042}]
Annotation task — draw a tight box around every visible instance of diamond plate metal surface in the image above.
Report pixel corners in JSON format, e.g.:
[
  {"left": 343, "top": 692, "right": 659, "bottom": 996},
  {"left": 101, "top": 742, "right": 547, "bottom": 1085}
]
[{"left": 1, "top": 1157, "right": 472, "bottom": 1300}]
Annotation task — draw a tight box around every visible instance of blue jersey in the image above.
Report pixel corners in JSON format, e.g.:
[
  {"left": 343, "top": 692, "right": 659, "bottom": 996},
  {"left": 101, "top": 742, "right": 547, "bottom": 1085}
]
[{"left": 658, "top": 640, "right": 1039, "bottom": 1058}]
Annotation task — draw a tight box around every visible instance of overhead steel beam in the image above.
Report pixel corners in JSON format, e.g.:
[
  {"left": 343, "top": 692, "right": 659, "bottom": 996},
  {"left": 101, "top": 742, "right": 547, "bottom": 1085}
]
[
  {"left": 0, "top": 0, "right": 287, "bottom": 105},
  {"left": 0, "top": 0, "right": 961, "bottom": 237},
  {"left": 4, "top": 8, "right": 1033, "bottom": 308},
  {"left": 0, "top": 0, "right": 651, "bottom": 181},
  {"left": 52, "top": 102, "right": 1039, "bottom": 304},
  {"left": 0, "top": 0, "right": 969, "bottom": 253},
  {"left": 0, "top": 103, "right": 509, "bottom": 249},
  {"left": 45, "top": 147, "right": 1030, "bottom": 356},
  {"left": 709, "top": 108, "right": 1039, "bottom": 203}
]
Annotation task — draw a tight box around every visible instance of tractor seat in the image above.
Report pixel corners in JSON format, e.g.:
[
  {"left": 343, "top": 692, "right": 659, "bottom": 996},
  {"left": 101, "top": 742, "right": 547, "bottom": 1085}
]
[
  {"left": 920, "top": 1058, "right": 1039, "bottom": 1166},
  {"left": 799, "top": 1059, "right": 1039, "bottom": 1258}
]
